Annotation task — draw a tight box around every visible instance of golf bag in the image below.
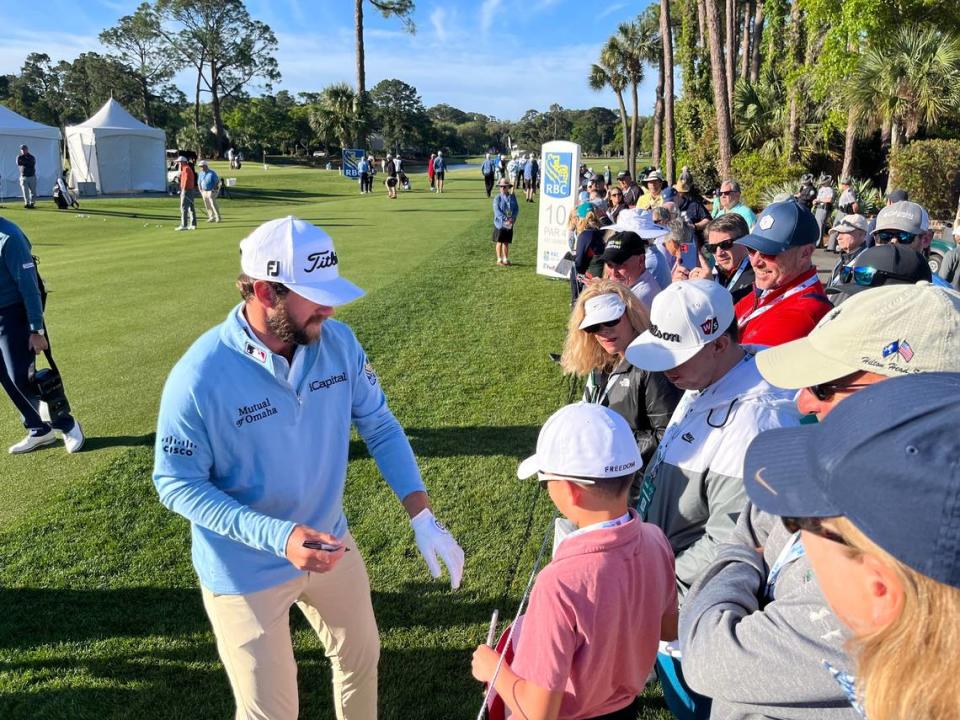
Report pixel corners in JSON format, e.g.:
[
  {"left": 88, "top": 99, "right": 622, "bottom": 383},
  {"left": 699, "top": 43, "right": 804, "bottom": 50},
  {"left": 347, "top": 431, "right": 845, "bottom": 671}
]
[
  {"left": 399, "top": 171, "right": 411, "bottom": 191},
  {"left": 52, "top": 186, "right": 69, "bottom": 210}
]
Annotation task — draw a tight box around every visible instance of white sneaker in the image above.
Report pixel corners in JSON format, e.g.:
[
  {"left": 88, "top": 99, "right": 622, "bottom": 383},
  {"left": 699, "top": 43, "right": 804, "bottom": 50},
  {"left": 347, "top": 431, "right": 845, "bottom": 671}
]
[
  {"left": 63, "top": 421, "right": 85, "bottom": 453},
  {"left": 188, "top": 225, "right": 197, "bottom": 230},
  {"left": 174, "top": 226, "right": 187, "bottom": 231},
  {"left": 9, "top": 430, "right": 57, "bottom": 454}
]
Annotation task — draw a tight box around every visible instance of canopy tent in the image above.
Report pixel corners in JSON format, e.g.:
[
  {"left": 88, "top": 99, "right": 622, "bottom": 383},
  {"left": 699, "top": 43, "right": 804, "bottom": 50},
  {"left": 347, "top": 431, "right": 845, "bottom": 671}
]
[
  {"left": 65, "top": 99, "right": 166, "bottom": 194},
  {"left": 0, "top": 104, "right": 61, "bottom": 200}
]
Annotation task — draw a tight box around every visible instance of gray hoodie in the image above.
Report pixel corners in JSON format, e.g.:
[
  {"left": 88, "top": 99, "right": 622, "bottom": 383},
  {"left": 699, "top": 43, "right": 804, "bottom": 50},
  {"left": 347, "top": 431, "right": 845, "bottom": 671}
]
[{"left": 677, "top": 503, "right": 861, "bottom": 720}]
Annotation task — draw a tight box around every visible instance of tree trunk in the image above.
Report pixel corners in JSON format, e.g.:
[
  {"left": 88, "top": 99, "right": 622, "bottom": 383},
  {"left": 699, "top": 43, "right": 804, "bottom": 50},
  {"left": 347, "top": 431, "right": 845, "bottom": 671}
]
[
  {"left": 629, "top": 81, "right": 639, "bottom": 179},
  {"left": 750, "top": 0, "right": 764, "bottom": 83},
  {"left": 886, "top": 121, "right": 902, "bottom": 193},
  {"left": 209, "top": 61, "right": 227, "bottom": 156},
  {"left": 840, "top": 105, "right": 856, "bottom": 180},
  {"left": 740, "top": 0, "right": 753, "bottom": 82},
  {"left": 614, "top": 90, "right": 630, "bottom": 173},
  {"left": 661, "top": 0, "right": 676, "bottom": 183},
  {"left": 705, "top": 0, "right": 733, "bottom": 178},
  {"left": 725, "top": 0, "right": 736, "bottom": 114},
  {"left": 193, "top": 70, "right": 202, "bottom": 151},
  {"left": 652, "top": 53, "right": 664, "bottom": 170},
  {"left": 697, "top": 0, "right": 707, "bottom": 48},
  {"left": 355, "top": 0, "right": 365, "bottom": 97},
  {"left": 785, "top": 0, "right": 803, "bottom": 162},
  {"left": 141, "top": 76, "right": 152, "bottom": 125}
]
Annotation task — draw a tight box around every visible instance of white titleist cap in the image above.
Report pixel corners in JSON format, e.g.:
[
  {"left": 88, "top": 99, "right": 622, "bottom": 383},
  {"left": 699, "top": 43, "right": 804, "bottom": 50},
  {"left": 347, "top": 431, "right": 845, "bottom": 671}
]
[
  {"left": 517, "top": 403, "right": 643, "bottom": 481},
  {"left": 579, "top": 293, "right": 626, "bottom": 330},
  {"left": 239, "top": 216, "right": 365, "bottom": 307},
  {"left": 625, "top": 279, "right": 735, "bottom": 371}
]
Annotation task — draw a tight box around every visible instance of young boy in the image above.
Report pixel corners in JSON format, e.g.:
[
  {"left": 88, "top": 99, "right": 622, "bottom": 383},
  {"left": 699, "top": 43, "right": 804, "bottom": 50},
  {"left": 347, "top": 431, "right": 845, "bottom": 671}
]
[{"left": 472, "top": 403, "right": 678, "bottom": 720}]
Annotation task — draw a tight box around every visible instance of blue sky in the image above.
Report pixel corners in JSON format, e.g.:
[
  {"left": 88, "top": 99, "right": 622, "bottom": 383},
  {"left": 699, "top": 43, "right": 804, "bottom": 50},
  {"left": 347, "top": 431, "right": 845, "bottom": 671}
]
[{"left": 1, "top": 0, "right": 661, "bottom": 121}]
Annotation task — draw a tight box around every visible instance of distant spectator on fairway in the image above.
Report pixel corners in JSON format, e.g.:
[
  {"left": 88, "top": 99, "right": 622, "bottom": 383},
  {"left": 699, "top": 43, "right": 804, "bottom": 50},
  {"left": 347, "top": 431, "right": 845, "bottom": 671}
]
[
  {"left": 493, "top": 178, "right": 519, "bottom": 266},
  {"left": 16, "top": 145, "right": 36, "bottom": 209},
  {"left": 364, "top": 156, "right": 375, "bottom": 193},
  {"left": 175, "top": 156, "right": 197, "bottom": 231},
  {"left": 384, "top": 154, "right": 398, "bottom": 199},
  {"left": 523, "top": 154, "right": 539, "bottom": 203},
  {"left": 512, "top": 154, "right": 524, "bottom": 193},
  {"left": 427, "top": 153, "right": 436, "bottom": 192},
  {"left": 481, "top": 153, "right": 496, "bottom": 197},
  {"left": 603, "top": 165, "right": 612, "bottom": 187},
  {"left": 0, "top": 216, "right": 84, "bottom": 454},
  {"left": 433, "top": 151, "right": 446, "bottom": 194},
  {"left": 472, "top": 402, "right": 677, "bottom": 720},
  {"left": 358, "top": 155, "right": 370, "bottom": 194},
  {"left": 153, "top": 216, "right": 463, "bottom": 720},
  {"left": 197, "top": 160, "right": 221, "bottom": 224}
]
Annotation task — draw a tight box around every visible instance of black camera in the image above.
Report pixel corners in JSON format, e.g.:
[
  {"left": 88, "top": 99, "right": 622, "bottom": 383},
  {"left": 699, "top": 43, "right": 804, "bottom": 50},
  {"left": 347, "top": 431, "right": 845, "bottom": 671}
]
[{"left": 29, "top": 352, "right": 71, "bottom": 424}]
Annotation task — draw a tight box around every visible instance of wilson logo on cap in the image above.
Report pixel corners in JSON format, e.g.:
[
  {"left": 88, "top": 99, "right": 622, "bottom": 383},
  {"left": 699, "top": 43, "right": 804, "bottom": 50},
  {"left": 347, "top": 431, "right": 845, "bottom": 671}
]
[{"left": 649, "top": 324, "right": 681, "bottom": 343}]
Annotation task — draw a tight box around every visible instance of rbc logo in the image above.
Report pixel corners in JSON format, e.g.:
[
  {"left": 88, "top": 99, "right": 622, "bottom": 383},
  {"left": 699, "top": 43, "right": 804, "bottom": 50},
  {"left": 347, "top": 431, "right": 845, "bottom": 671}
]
[{"left": 543, "top": 152, "right": 572, "bottom": 199}]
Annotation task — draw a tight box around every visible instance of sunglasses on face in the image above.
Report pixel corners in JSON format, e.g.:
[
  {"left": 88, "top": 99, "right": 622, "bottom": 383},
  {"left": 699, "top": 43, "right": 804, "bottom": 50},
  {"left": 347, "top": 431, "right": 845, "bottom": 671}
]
[
  {"left": 782, "top": 516, "right": 850, "bottom": 546},
  {"left": 874, "top": 229, "right": 917, "bottom": 244},
  {"left": 705, "top": 239, "right": 736, "bottom": 252},
  {"left": 746, "top": 247, "right": 779, "bottom": 261},
  {"left": 719, "top": 190, "right": 736, "bottom": 197},
  {"left": 807, "top": 372, "right": 873, "bottom": 401},
  {"left": 837, "top": 265, "right": 914, "bottom": 288},
  {"left": 610, "top": 192, "right": 622, "bottom": 197},
  {"left": 583, "top": 316, "right": 622, "bottom": 334}
]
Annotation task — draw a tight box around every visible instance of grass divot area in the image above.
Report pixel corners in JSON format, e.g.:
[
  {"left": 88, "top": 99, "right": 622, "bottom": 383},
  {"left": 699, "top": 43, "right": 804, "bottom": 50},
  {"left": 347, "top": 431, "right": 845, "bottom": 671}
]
[{"left": 0, "top": 167, "right": 672, "bottom": 718}]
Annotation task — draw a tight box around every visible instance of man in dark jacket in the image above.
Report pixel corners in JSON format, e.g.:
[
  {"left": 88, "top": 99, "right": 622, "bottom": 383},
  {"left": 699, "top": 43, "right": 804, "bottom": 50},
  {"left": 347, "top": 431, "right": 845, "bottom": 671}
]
[
  {"left": 0, "top": 217, "right": 84, "bottom": 453},
  {"left": 16, "top": 145, "right": 36, "bottom": 209}
]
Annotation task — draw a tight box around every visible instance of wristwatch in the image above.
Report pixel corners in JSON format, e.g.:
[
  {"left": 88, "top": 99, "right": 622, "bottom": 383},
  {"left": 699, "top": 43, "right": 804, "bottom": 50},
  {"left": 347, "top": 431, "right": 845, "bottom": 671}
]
[{"left": 32, "top": 328, "right": 45, "bottom": 336}]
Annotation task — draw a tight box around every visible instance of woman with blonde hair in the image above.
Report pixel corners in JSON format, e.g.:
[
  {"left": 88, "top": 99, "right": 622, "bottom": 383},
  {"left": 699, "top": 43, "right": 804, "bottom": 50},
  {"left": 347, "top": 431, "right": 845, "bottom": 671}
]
[
  {"left": 561, "top": 280, "right": 681, "bottom": 473},
  {"left": 743, "top": 373, "right": 960, "bottom": 720}
]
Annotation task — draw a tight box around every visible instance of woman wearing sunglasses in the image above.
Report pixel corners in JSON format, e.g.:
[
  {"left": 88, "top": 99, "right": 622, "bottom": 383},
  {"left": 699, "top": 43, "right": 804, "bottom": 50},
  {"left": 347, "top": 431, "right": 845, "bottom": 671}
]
[
  {"left": 560, "top": 281, "right": 681, "bottom": 493},
  {"left": 606, "top": 187, "right": 627, "bottom": 224},
  {"left": 743, "top": 373, "right": 960, "bottom": 720}
]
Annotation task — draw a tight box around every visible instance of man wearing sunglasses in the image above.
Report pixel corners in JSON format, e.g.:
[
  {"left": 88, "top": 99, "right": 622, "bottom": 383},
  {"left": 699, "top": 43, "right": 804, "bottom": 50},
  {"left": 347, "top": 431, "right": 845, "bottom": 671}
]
[
  {"left": 826, "top": 244, "right": 931, "bottom": 305},
  {"left": 678, "top": 282, "right": 960, "bottom": 720},
  {"left": 733, "top": 199, "right": 832, "bottom": 346},
  {"left": 825, "top": 213, "right": 868, "bottom": 288},
  {"left": 674, "top": 214, "right": 755, "bottom": 303},
  {"left": 713, "top": 179, "right": 757, "bottom": 228}
]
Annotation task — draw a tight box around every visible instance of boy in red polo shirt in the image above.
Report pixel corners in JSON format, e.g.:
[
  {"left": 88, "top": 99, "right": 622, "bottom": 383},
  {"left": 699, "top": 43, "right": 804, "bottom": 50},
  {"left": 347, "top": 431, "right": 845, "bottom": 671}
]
[
  {"left": 732, "top": 199, "right": 832, "bottom": 346},
  {"left": 472, "top": 403, "right": 677, "bottom": 720}
]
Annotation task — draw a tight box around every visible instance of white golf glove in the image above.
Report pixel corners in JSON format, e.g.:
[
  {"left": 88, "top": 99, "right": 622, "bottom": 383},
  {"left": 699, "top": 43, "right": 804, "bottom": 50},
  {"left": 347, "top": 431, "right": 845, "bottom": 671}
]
[{"left": 410, "top": 509, "right": 464, "bottom": 590}]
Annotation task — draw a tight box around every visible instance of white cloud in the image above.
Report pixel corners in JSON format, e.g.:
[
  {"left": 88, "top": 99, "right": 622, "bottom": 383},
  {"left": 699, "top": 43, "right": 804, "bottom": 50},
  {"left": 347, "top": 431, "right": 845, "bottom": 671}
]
[
  {"left": 479, "top": 0, "right": 502, "bottom": 36},
  {"left": 599, "top": 3, "right": 628, "bottom": 18},
  {"left": 430, "top": 7, "right": 448, "bottom": 42}
]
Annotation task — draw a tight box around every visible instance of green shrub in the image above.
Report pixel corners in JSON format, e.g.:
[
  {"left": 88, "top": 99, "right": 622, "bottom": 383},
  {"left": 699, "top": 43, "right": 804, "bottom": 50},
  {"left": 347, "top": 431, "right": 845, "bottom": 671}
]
[
  {"left": 731, "top": 150, "right": 805, "bottom": 210},
  {"left": 889, "top": 139, "right": 960, "bottom": 219}
]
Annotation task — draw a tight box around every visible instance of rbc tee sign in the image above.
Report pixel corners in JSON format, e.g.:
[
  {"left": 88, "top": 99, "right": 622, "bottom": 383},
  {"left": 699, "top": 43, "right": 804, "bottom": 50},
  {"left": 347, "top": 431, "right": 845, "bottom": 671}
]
[
  {"left": 342, "top": 148, "right": 365, "bottom": 178},
  {"left": 536, "top": 141, "right": 581, "bottom": 278}
]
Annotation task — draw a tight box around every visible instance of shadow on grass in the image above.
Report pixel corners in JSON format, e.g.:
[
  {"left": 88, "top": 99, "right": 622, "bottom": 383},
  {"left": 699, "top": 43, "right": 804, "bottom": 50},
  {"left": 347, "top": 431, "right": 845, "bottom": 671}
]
[
  {"left": 229, "top": 188, "right": 331, "bottom": 204},
  {"left": 81, "top": 433, "right": 156, "bottom": 451},
  {"left": 0, "top": 585, "right": 495, "bottom": 719},
  {"left": 349, "top": 425, "right": 540, "bottom": 460}
]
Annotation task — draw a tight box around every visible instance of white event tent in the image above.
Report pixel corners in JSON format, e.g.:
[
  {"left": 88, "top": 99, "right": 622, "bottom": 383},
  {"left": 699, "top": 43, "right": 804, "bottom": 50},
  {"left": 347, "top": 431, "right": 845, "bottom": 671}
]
[
  {"left": 0, "top": 104, "right": 61, "bottom": 200},
  {"left": 66, "top": 99, "right": 166, "bottom": 194}
]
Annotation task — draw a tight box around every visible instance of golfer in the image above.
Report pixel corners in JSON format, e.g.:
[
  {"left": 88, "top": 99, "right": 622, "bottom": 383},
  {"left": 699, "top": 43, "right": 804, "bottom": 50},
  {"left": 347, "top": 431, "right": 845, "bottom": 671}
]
[{"left": 152, "top": 216, "right": 464, "bottom": 720}]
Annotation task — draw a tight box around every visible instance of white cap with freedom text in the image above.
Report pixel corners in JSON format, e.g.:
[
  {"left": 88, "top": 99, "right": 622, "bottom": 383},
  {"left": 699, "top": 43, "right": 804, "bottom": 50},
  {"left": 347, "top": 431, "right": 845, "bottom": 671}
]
[
  {"left": 625, "top": 279, "right": 735, "bottom": 371},
  {"left": 517, "top": 403, "right": 643, "bottom": 481},
  {"left": 239, "top": 216, "right": 364, "bottom": 307}
]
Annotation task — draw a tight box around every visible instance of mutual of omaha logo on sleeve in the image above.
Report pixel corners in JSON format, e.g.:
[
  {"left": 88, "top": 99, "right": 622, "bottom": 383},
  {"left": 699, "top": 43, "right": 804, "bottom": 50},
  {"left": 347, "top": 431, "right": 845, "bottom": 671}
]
[{"left": 364, "top": 361, "right": 378, "bottom": 386}]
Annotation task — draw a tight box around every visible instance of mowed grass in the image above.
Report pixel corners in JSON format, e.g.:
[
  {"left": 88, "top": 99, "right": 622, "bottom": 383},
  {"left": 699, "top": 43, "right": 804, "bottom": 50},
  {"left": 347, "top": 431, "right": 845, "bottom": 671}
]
[{"left": 0, "top": 164, "right": 672, "bottom": 718}]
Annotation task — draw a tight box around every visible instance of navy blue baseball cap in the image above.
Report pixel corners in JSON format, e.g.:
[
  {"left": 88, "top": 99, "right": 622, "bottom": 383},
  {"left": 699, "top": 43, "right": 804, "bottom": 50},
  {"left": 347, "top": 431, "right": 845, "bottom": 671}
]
[
  {"left": 735, "top": 199, "right": 819, "bottom": 255},
  {"left": 744, "top": 372, "right": 960, "bottom": 589}
]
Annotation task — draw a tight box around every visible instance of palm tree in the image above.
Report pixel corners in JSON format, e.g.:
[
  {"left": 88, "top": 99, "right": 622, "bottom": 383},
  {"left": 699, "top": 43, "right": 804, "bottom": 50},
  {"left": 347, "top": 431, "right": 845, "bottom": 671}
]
[
  {"left": 732, "top": 69, "right": 785, "bottom": 155},
  {"left": 588, "top": 58, "right": 630, "bottom": 174},
  {"left": 355, "top": 0, "right": 415, "bottom": 144},
  {"left": 605, "top": 24, "right": 646, "bottom": 179},
  {"left": 704, "top": 0, "right": 733, "bottom": 177},
  {"left": 636, "top": 7, "right": 663, "bottom": 170},
  {"left": 659, "top": 0, "right": 675, "bottom": 183},
  {"left": 310, "top": 83, "right": 359, "bottom": 150}
]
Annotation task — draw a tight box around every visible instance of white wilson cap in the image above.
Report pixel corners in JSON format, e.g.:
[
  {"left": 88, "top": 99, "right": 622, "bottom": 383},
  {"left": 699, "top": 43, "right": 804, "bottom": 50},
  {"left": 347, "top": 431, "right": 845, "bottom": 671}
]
[
  {"left": 625, "top": 279, "right": 735, "bottom": 371},
  {"left": 517, "top": 403, "right": 643, "bottom": 481},
  {"left": 239, "top": 216, "right": 365, "bottom": 307}
]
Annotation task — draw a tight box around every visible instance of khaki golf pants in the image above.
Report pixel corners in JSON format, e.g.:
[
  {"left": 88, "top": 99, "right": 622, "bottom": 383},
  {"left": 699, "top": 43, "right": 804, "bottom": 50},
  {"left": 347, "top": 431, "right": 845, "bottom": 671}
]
[
  {"left": 201, "top": 533, "right": 379, "bottom": 720},
  {"left": 201, "top": 188, "right": 221, "bottom": 221}
]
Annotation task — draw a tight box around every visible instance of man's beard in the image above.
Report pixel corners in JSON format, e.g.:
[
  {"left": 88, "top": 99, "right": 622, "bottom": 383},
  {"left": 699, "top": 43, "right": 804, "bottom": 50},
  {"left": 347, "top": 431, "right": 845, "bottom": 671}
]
[{"left": 267, "top": 299, "right": 320, "bottom": 346}]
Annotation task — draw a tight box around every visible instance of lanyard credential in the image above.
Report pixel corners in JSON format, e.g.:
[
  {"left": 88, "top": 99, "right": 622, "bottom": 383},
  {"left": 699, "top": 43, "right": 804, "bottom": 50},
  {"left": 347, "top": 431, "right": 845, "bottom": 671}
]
[
  {"left": 724, "top": 256, "right": 751, "bottom": 291},
  {"left": 635, "top": 389, "right": 699, "bottom": 519},
  {"left": 765, "top": 531, "right": 805, "bottom": 599},
  {"left": 737, "top": 273, "right": 820, "bottom": 330}
]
